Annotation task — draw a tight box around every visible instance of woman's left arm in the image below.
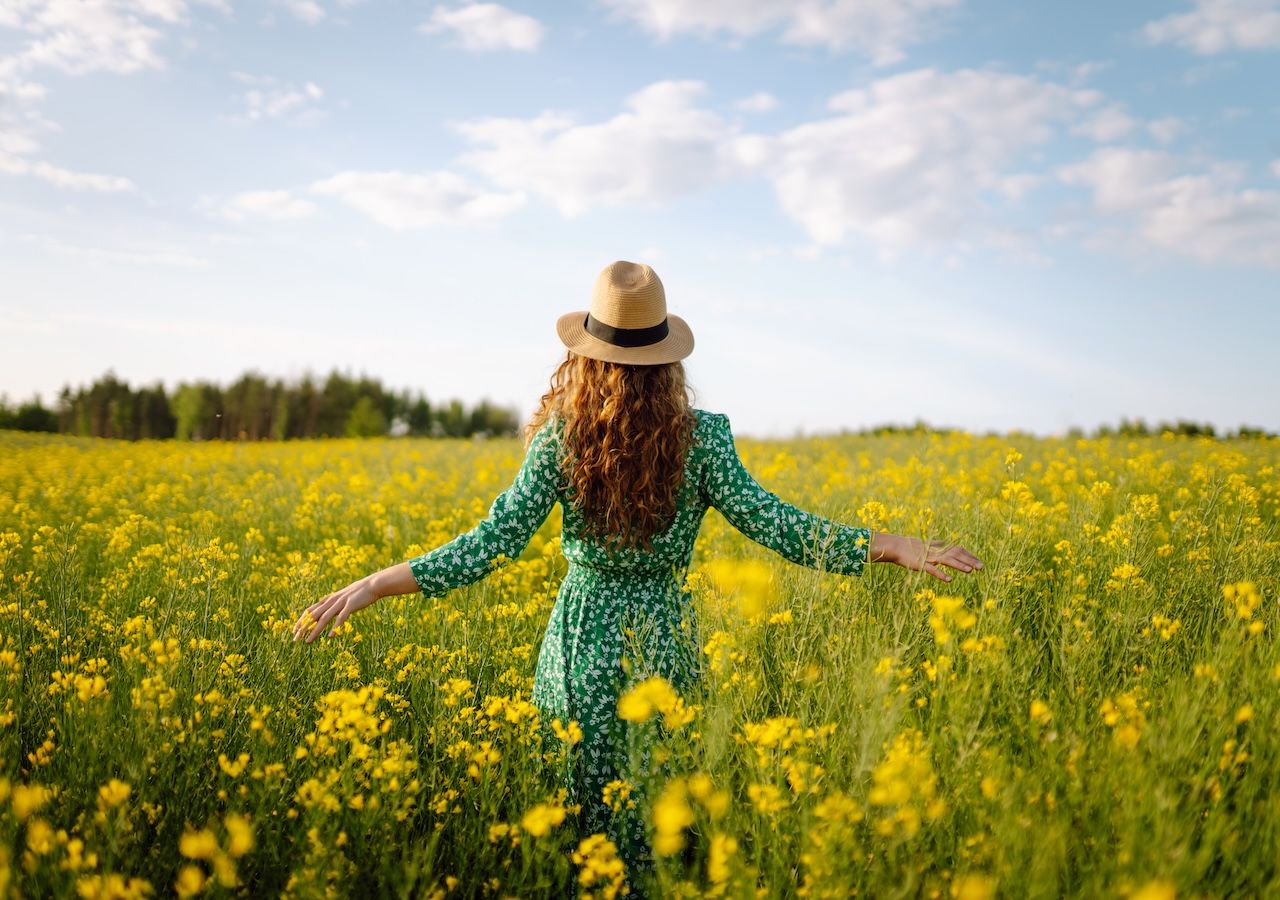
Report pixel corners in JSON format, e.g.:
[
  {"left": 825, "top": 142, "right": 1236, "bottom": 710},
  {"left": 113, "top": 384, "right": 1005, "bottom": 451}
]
[{"left": 293, "top": 420, "right": 562, "bottom": 643}]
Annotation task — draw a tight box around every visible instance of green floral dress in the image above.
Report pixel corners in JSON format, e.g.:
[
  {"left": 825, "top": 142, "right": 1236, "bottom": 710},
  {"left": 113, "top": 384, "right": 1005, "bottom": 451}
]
[{"left": 408, "top": 408, "right": 870, "bottom": 891}]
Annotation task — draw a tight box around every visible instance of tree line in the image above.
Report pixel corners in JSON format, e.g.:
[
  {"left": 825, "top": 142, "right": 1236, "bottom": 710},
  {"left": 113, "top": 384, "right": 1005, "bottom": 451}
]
[
  {"left": 0, "top": 370, "right": 521, "bottom": 440},
  {"left": 849, "top": 417, "right": 1274, "bottom": 439},
  {"left": 1, "top": 377, "right": 1274, "bottom": 441}
]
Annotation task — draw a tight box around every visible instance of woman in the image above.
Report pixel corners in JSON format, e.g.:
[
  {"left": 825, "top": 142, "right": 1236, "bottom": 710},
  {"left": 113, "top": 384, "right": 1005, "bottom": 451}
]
[{"left": 292, "top": 260, "right": 983, "bottom": 892}]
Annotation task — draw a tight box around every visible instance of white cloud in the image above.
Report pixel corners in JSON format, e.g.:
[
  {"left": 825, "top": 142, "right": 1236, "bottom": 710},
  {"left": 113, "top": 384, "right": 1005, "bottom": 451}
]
[
  {"left": 442, "top": 70, "right": 1276, "bottom": 270},
  {"left": 420, "top": 3, "right": 545, "bottom": 51},
  {"left": 456, "top": 80, "right": 742, "bottom": 215},
  {"left": 601, "top": 0, "right": 960, "bottom": 64},
  {"left": 1059, "top": 147, "right": 1280, "bottom": 267},
  {"left": 0, "top": 72, "right": 52, "bottom": 158},
  {"left": 0, "top": 0, "right": 222, "bottom": 191},
  {"left": 232, "top": 74, "right": 325, "bottom": 122},
  {"left": 1272, "top": 159, "right": 1280, "bottom": 177},
  {"left": 1071, "top": 104, "right": 1137, "bottom": 141},
  {"left": 742, "top": 68, "right": 1098, "bottom": 249},
  {"left": 1143, "top": 0, "right": 1280, "bottom": 54},
  {"left": 1147, "top": 116, "right": 1187, "bottom": 144},
  {"left": 0, "top": 0, "right": 223, "bottom": 76},
  {"left": 0, "top": 150, "right": 136, "bottom": 191},
  {"left": 217, "top": 190, "right": 318, "bottom": 221},
  {"left": 280, "top": 0, "right": 326, "bottom": 23},
  {"left": 1069, "top": 59, "right": 1112, "bottom": 83},
  {"left": 309, "top": 170, "right": 526, "bottom": 229},
  {"left": 734, "top": 91, "right": 779, "bottom": 113}
]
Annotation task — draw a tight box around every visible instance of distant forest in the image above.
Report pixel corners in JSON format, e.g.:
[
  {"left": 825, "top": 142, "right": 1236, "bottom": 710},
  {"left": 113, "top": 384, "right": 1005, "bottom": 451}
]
[
  {"left": 0, "top": 370, "right": 521, "bottom": 440},
  {"left": 0, "top": 372, "right": 1273, "bottom": 441},
  {"left": 848, "top": 418, "right": 1275, "bottom": 440}
]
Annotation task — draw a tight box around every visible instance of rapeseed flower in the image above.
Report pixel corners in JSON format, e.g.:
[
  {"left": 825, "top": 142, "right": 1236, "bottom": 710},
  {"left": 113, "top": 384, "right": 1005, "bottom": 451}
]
[
  {"left": 616, "top": 675, "right": 697, "bottom": 729},
  {"left": 651, "top": 778, "right": 695, "bottom": 855},
  {"left": 520, "top": 801, "right": 566, "bottom": 838}
]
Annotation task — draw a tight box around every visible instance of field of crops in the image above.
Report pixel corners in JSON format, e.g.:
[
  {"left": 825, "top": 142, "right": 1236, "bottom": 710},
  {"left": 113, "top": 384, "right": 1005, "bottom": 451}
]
[{"left": 1, "top": 425, "right": 1277, "bottom": 899}]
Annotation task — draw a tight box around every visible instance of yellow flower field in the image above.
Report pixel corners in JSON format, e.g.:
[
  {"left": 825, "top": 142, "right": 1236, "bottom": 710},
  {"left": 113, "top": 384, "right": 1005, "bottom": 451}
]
[{"left": 0, "top": 427, "right": 1277, "bottom": 898}]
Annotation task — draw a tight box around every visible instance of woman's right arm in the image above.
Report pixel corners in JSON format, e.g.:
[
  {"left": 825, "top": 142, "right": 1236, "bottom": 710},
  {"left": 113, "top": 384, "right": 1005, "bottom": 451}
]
[
  {"left": 699, "top": 412, "right": 872, "bottom": 575},
  {"left": 868, "top": 532, "right": 982, "bottom": 582}
]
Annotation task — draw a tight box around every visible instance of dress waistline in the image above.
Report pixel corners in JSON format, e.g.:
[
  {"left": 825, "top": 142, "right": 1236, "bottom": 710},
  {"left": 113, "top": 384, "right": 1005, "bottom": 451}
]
[{"left": 562, "top": 558, "right": 681, "bottom": 580}]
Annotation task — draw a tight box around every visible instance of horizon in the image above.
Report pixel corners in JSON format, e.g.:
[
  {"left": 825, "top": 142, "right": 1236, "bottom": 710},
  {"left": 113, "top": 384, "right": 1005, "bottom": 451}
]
[
  {"left": 1, "top": 363, "right": 1272, "bottom": 441},
  {"left": 3, "top": 1, "right": 1279, "bottom": 438}
]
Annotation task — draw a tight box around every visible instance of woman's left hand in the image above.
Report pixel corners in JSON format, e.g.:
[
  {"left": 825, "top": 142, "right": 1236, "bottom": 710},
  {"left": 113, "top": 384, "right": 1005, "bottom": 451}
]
[{"left": 292, "top": 575, "right": 381, "bottom": 643}]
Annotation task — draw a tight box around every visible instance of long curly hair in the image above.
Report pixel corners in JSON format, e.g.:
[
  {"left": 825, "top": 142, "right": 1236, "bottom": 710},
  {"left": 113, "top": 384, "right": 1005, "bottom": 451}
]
[{"left": 524, "top": 350, "right": 696, "bottom": 553}]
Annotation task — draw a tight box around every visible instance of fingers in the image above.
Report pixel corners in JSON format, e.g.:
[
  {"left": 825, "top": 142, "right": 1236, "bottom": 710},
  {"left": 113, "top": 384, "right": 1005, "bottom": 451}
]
[
  {"left": 327, "top": 604, "right": 354, "bottom": 638},
  {"left": 925, "top": 542, "right": 984, "bottom": 573},
  {"left": 292, "top": 597, "right": 327, "bottom": 641},
  {"left": 304, "top": 599, "right": 344, "bottom": 643},
  {"left": 293, "top": 591, "right": 344, "bottom": 642},
  {"left": 924, "top": 562, "right": 952, "bottom": 583},
  {"left": 955, "top": 546, "right": 983, "bottom": 570}
]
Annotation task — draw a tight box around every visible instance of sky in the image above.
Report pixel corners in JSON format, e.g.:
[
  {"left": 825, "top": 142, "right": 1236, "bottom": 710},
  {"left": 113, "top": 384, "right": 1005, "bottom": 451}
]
[{"left": 1, "top": 0, "right": 1278, "bottom": 437}]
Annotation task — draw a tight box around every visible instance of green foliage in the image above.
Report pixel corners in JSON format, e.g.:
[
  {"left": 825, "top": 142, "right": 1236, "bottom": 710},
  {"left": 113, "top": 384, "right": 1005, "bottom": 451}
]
[
  {"left": 1, "top": 369, "right": 519, "bottom": 441},
  {"left": 344, "top": 396, "right": 387, "bottom": 438}
]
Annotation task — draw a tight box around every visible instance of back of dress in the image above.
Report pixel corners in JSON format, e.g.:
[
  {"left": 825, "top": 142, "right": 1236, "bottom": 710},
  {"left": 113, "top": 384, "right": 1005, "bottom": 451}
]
[
  {"left": 408, "top": 407, "right": 870, "bottom": 598},
  {"left": 405, "top": 405, "right": 871, "bottom": 894}
]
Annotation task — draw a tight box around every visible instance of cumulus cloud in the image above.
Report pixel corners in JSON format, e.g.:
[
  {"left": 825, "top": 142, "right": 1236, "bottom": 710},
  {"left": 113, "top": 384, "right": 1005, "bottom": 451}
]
[
  {"left": 280, "top": 0, "right": 326, "bottom": 24},
  {"left": 309, "top": 170, "right": 525, "bottom": 229},
  {"left": 734, "top": 91, "right": 779, "bottom": 113},
  {"left": 232, "top": 73, "right": 326, "bottom": 122},
  {"left": 1059, "top": 148, "right": 1280, "bottom": 267},
  {"left": 420, "top": 3, "right": 545, "bottom": 51},
  {"left": 455, "top": 80, "right": 739, "bottom": 215},
  {"left": 601, "top": 0, "right": 960, "bottom": 64},
  {"left": 0, "top": 150, "right": 136, "bottom": 191},
  {"left": 217, "top": 190, "right": 318, "bottom": 221},
  {"left": 0, "top": 0, "right": 223, "bottom": 190},
  {"left": 0, "top": 0, "right": 225, "bottom": 75},
  {"left": 740, "top": 68, "right": 1099, "bottom": 249},
  {"left": 1143, "top": 0, "right": 1280, "bottom": 53},
  {"left": 442, "top": 69, "right": 1280, "bottom": 269},
  {"left": 1071, "top": 104, "right": 1137, "bottom": 142},
  {"left": 1147, "top": 116, "right": 1187, "bottom": 144}
]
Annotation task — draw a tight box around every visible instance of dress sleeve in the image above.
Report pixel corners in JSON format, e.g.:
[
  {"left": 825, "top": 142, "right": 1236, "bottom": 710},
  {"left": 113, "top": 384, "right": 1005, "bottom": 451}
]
[
  {"left": 698, "top": 412, "right": 870, "bottom": 576},
  {"left": 408, "top": 419, "right": 562, "bottom": 598}
]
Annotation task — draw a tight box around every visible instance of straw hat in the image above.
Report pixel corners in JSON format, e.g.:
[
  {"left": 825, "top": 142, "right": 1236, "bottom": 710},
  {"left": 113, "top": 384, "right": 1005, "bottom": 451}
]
[{"left": 556, "top": 260, "right": 694, "bottom": 365}]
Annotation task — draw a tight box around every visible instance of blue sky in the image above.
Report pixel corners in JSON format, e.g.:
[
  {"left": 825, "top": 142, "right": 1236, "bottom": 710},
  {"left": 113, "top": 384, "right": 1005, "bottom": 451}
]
[{"left": 2, "top": 0, "right": 1278, "bottom": 436}]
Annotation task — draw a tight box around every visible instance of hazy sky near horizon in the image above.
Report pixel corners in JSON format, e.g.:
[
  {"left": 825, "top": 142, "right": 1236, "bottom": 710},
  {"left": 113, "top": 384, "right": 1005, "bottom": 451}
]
[{"left": 2, "top": 0, "right": 1278, "bottom": 437}]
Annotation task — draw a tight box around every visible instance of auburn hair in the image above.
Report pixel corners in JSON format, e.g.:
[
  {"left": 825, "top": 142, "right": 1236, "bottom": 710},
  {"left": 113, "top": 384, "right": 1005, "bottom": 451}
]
[{"left": 524, "top": 350, "right": 696, "bottom": 553}]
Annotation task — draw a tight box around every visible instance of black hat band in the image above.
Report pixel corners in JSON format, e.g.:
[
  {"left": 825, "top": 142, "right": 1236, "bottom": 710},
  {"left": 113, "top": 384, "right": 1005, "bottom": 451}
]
[{"left": 584, "top": 313, "right": 670, "bottom": 348}]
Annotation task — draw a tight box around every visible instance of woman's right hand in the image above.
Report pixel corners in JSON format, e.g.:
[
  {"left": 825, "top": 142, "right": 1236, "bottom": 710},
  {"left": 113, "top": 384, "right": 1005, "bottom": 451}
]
[{"left": 870, "top": 532, "right": 983, "bottom": 583}]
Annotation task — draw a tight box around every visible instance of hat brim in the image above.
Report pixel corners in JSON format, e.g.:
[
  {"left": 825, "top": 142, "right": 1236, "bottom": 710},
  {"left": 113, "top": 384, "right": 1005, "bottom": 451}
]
[{"left": 556, "top": 311, "right": 694, "bottom": 365}]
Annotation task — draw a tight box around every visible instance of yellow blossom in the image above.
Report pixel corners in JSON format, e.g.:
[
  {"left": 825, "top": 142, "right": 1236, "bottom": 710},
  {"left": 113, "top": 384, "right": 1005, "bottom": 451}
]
[
  {"left": 174, "top": 865, "right": 205, "bottom": 899},
  {"left": 651, "top": 779, "right": 694, "bottom": 855},
  {"left": 952, "top": 873, "right": 996, "bottom": 900},
  {"left": 179, "top": 828, "right": 219, "bottom": 861},
  {"left": 520, "top": 802, "right": 566, "bottom": 838}
]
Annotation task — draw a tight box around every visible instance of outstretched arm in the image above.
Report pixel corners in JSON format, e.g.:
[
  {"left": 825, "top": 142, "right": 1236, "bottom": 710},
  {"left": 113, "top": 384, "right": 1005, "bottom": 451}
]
[
  {"left": 699, "top": 412, "right": 872, "bottom": 575},
  {"left": 292, "top": 420, "right": 562, "bottom": 642},
  {"left": 405, "top": 418, "right": 562, "bottom": 597},
  {"left": 700, "top": 413, "right": 982, "bottom": 581}
]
